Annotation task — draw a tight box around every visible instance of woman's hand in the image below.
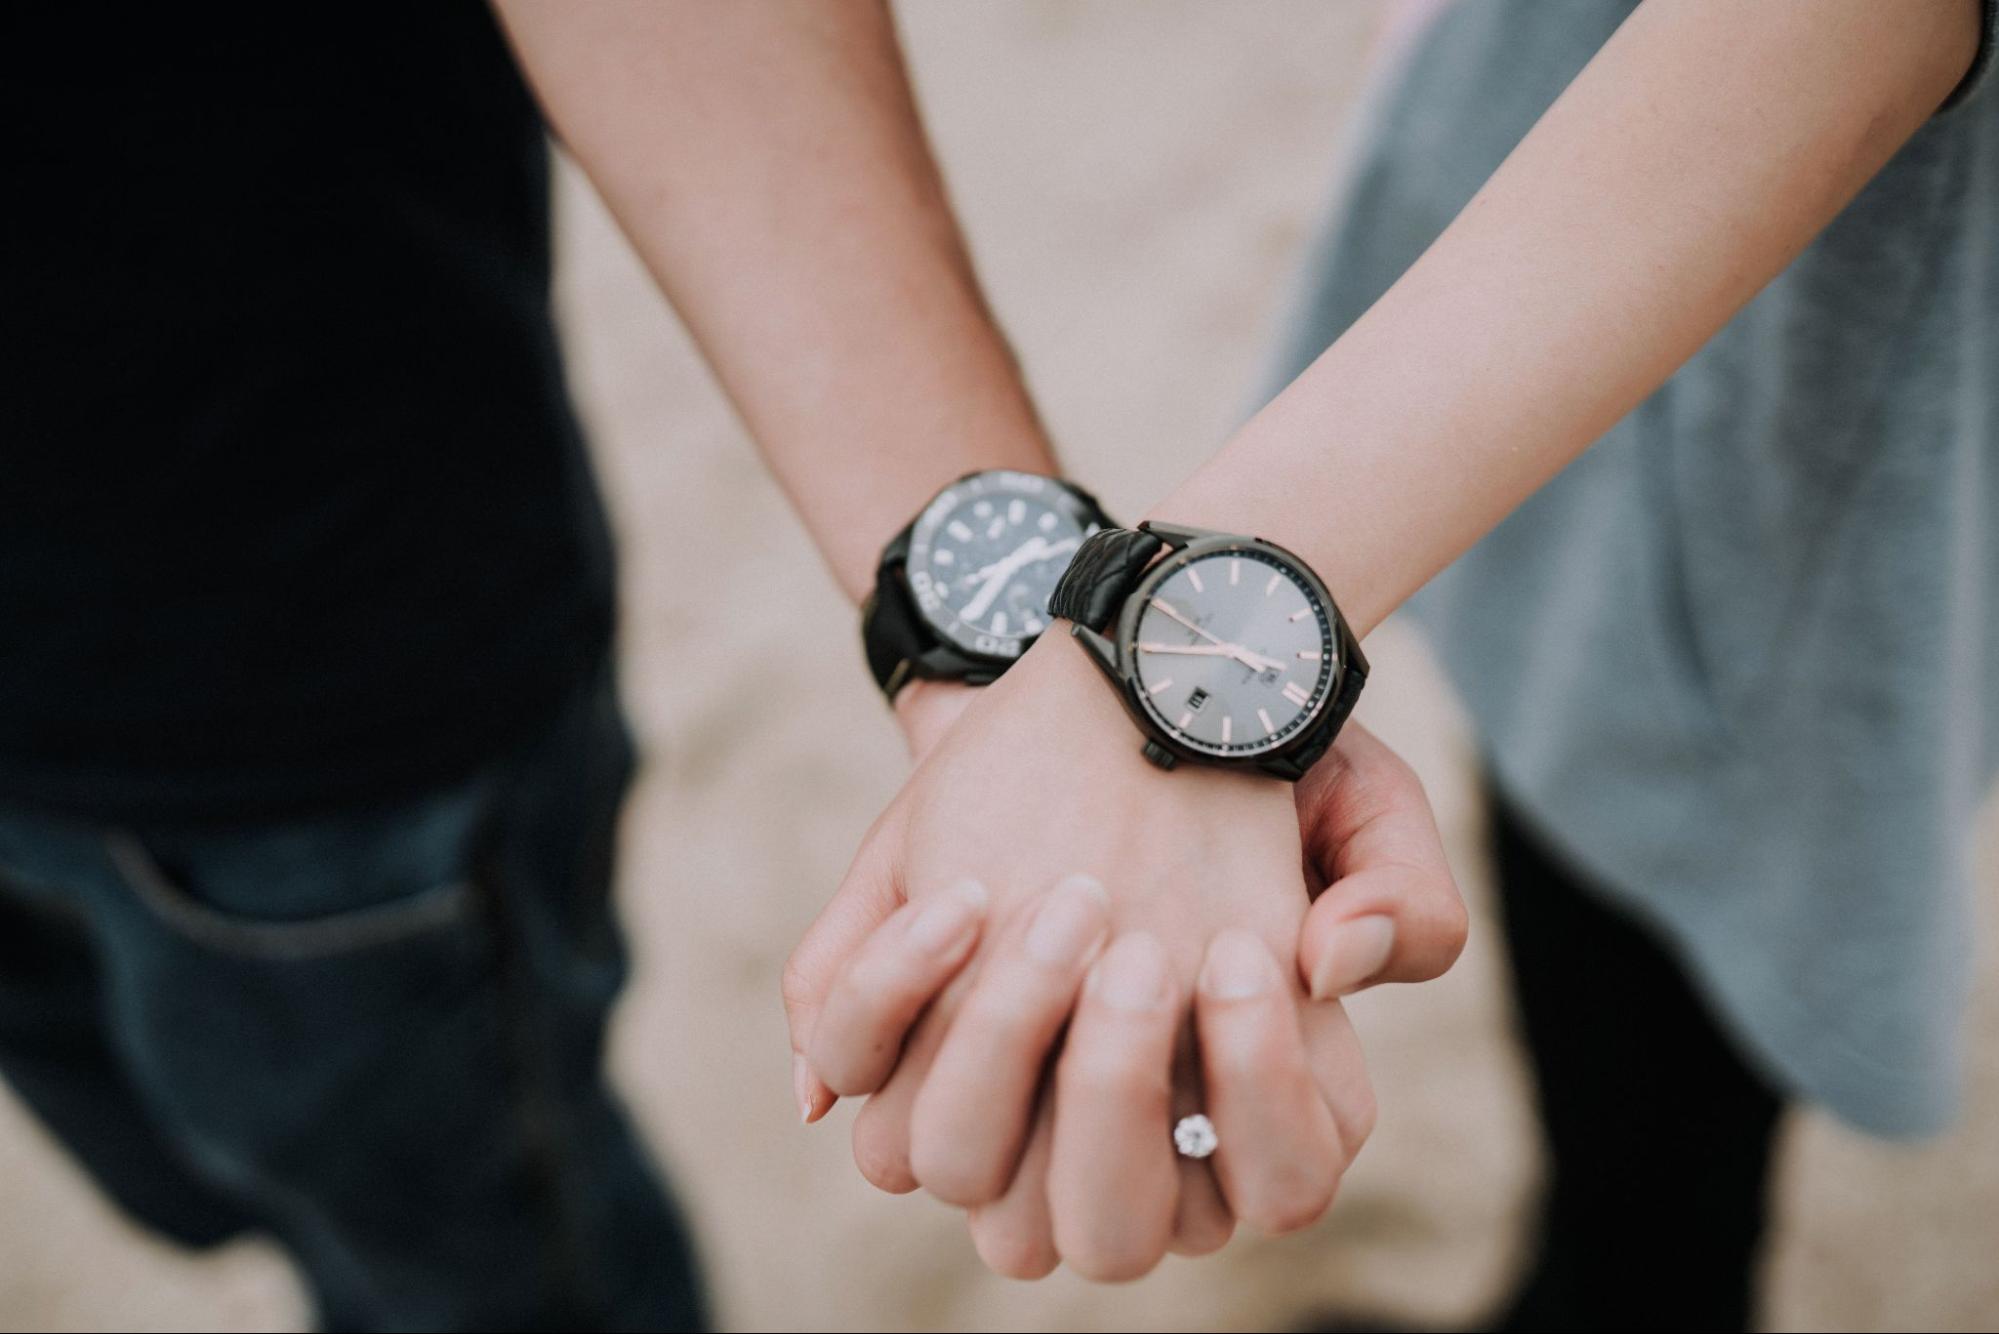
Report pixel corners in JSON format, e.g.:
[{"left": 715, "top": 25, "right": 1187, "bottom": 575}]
[{"left": 784, "top": 635, "right": 1465, "bottom": 1278}]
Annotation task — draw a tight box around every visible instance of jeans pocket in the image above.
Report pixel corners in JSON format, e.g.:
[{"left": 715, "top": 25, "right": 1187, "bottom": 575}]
[{"left": 107, "top": 824, "right": 477, "bottom": 960}]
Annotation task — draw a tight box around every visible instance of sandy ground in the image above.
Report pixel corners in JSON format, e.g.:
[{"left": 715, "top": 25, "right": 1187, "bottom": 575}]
[{"left": 2, "top": 5, "right": 1996, "bottom": 1331}]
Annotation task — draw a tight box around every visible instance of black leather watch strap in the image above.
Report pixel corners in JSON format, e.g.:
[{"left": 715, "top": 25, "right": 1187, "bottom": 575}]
[{"left": 1047, "top": 527, "right": 1163, "bottom": 631}]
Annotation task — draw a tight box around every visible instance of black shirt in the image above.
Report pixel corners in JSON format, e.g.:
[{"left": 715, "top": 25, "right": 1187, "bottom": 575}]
[{"left": 1, "top": 6, "right": 615, "bottom": 820}]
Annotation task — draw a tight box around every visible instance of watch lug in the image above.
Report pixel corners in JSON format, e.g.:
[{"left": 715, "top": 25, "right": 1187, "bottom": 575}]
[
  {"left": 1256, "top": 754, "right": 1308, "bottom": 782},
  {"left": 1137, "top": 519, "right": 1232, "bottom": 550},
  {"left": 1141, "top": 740, "right": 1179, "bottom": 771},
  {"left": 1070, "top": 624, "right": 1122, "bottom": 684}
]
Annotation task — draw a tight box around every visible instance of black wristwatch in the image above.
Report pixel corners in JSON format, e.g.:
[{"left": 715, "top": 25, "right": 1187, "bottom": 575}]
[
  {"left": 862, "top": 469, "right": 1115, "bottom": 700},
  {"left": 1047, "top": 520, "right": 1367, "bottom": 780}
]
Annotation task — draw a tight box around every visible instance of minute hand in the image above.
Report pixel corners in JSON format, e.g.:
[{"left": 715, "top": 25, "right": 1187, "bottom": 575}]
[
  {"left": 1148, "top": 597, "right": 1226, "bottom": 646},
  {"left": 1137, "top": 641, "right": 1284, "bottom": 674}
]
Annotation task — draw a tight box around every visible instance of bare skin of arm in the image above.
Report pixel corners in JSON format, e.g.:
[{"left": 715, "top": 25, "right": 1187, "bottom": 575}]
[
  {"left": 493, "top": 0, "right": 1055, "bottom": 604},
  {"left": 490, "top": 0, "right": 1456, "bottom": 1269},
  {"left": 788, "top": 0, "right": 1982, "bottom": 1281}
]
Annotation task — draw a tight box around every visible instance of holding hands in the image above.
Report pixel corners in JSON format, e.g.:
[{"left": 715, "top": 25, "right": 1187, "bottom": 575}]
[{"left": 783, "top": 630, "right": 1465, "bottom": 1280}]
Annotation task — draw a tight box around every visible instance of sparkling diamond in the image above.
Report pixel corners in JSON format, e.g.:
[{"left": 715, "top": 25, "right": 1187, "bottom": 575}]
[{"left": 1173, "top": 1113, "right": 1218, "bottom": 1159}]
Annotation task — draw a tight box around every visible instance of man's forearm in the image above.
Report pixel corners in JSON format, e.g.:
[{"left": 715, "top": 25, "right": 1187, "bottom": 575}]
[
  {"left": 1159, "top": 0, "right": 1981, "bottom": 636},
  {"left": 496, "top": 0, "right": 1055, "bottom": 602}
]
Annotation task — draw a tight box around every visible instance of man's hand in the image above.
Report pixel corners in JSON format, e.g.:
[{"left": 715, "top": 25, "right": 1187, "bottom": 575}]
[{"left": 784, "top": 638, "right": 1465, "bottom": 1279}]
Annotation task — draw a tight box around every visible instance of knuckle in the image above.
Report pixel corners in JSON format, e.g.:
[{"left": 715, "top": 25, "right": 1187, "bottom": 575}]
[
  {"left": 910, "top": 1143, "right": 1010, "bottom": 1207},
  {"left": 908, "top": 1113, "right": 1012, "bottom": 1207},
  {"left": 1170, "top": 1206, "right": 1235, "bottom": 1257},
  {"left": 1239, "top": 1163, "right": 1341, "bottom": 1236},
  {"left": 970, "top": 1218, "right": 1059, "bottom": 1280},
  {"left": 779, "top": 952, "right": 817, "bottom": 1019},
  {"left": 1064, "top": 1238, "right": 1164, "bottom": 1285},
  {"left": 1345, "top": 1079, "right": 1379, "bottom": 1152},
  {"left": 851, "top": 1115, "right": 918, "bottom": 1196}
]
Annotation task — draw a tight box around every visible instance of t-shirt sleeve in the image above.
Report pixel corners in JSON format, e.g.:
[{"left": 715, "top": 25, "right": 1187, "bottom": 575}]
[{"left": 1939, "top": 0, "right": 1999, "bottom": 111}]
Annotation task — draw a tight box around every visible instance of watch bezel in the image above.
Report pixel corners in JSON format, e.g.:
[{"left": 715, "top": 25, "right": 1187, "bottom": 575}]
[
  {"left": 903, "top": 469, "right": 1105, "bottom": 664},
  {"left": 1075, "top": 526, "right": 1350, "bottom": 774}
]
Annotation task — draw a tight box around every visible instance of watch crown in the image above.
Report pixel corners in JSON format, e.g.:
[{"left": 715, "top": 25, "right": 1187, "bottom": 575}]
[{"left": 1141, "top": 740, "right": 1179, "bottom": 771}]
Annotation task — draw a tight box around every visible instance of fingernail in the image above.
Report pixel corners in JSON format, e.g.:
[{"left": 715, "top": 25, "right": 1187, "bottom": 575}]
[
  {"left": 1024, "top": 873, "right": 1110, "bottom": 966},
  {"left": 1308, "top": 914, "right": 1396, "bottom": 999},
  {"left": 907, "top": 878, "right": 987, "bottom": 953},
  {"left": 1200, "top": 929, "right": 1278, "bottom": 1000},
  {"left": 1093, "top": 932, "right": 1169, "bottom": 1010},
  {"left": 793, "top": 1054, "right": 817, "bottom": 1125}
]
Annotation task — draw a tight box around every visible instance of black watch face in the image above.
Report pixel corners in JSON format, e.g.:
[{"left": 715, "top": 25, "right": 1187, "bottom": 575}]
[
  {"left": 1126, "top": 545, "right": 1337, "bottom": 759},
  {"left": 905, "top": 470, "right": 1103, "bottom": 660}
]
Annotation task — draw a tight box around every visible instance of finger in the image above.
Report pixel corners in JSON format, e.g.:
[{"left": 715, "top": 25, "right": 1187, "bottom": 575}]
[
  {"left": 1299, "top": 995, "right": 1377, "bottom": 1161},
  {"left": 849, "top": 983, "right": 959, "bottom": 1196},
  {"left": 784, "top": 809, "right": 909, "bottom": 1122},
  {"left": 1295, "top": 723, "right": 1467, "bottom": 997},
  {"left": 1196, "top": 930, "right": 1345, "bottom": 1236},
  {"left": 807, "top": 878, "right": 989, "bottom": 1096},
  {"left": 1167, "top": 1036, "right": 1235, "bottom": 1257},
  {"left": 966, "top": 1091, "right": 1060, "bottom": 1280},
  {"left": 909, "top": 873, "right": 1111, "bottom": 1206},
  {"left": 1046, "top": 931, "right": 1183, "bottom": 1282}
]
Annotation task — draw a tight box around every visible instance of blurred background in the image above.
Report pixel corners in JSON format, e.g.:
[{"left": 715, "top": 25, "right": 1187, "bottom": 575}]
[{"left": 2, "top": 4, "right": 1995, "bottom": 1330}]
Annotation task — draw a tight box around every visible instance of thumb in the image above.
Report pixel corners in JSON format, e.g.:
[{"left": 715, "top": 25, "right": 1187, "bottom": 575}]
[
  {"left": 1293, "top": 723, "right": 1467, "bottom": 1000},
  {"left": 782, "top": 806, "right": 907, "bottom": 1122}
]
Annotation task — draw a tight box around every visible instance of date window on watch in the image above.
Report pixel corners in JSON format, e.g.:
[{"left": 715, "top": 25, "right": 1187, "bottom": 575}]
[{"left": 1185, "top": 686, "right": 1210, "bottom": 713}]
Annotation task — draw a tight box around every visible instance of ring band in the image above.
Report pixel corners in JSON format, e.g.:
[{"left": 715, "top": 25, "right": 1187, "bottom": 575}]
[{"left": 1173, "top": 1113, "right": 1218, "bottom": 1159}]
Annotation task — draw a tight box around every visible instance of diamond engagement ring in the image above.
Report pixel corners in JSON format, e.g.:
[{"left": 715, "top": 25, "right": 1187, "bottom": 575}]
[{"left": 1173, "top": 1113, "right": 1218, "bottom": 1159}]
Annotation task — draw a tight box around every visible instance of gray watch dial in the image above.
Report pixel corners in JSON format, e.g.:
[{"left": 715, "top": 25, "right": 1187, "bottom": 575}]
[
  {"left": 906, "top": 470, "right": 1101, "bottom": 660},
  {"left": 1129, "top": 549, "right": 1335, "bottom": 756}
]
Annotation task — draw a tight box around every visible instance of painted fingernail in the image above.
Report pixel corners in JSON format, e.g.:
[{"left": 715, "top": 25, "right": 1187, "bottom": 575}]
[
  {"left": 1024, "top": 873, "right": 1110, "bottom": 966},
  {"left": 1308, "top": 914, "right": 1396, "bottom": 1000},
  {"left": 907, "top": 878, "right": 987, "bottom": 953},
  {"left": 1201, "top": 929, "right": 1279, "bottom": 1000},
  {"left": 1093, "top": 931, "right": 1170, "bottom": 1010},
  {"left": 793, "top": 1054, "right": 817, "bottom": 1125}
]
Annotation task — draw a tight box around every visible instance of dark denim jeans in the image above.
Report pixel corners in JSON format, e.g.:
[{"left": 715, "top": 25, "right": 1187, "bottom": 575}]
[{"left": 0, "top": 674, "right": 707, "bottom": 1331}]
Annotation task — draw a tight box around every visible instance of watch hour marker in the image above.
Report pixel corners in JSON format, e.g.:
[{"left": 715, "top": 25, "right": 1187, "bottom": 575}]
[
  {"left": 1186, "top": 566, "right": 1204, "bottom": 593},
  {"left": 987, "top": 517, "right": 1006, "bottom": 540},
  {"left": 1282, "top": 681, "right": 1311, "bottom": 706},
  {"left": 1297, "top": 648, "right": 1320, "bottom": 660},
  {"left": 1147, "top": 677, "right": 1174, "bottom": 695},
  {"left": 991, "top": 612, "right": 1009, "bottom": 636},
  {"left": 1038, "top": 512, "right": 1057, "bottom": 532},
  {"left": 1257, "top": 707, "right": 1276, "bottom": 736},
  {"left": 1024, "top": 615, "right": 1044, "bottom": 634},
  {"left": 1178, "top": 710, "right": 1195, "bottom": 730},
  {"left": 933, "top": 549, "right": 954, "bottom": 565},
  {"left": 1221, "top": 715, "right": 1232, "bottom": 744},
  {"left": 1265, "top": 573, "right": 1282, "bottom": 597},
  {"left": 1230, "top": 559, "right": 1240, "bottom": 586},
  {"left": 948, "top": 520, "right": 972, "bottom": 542},
  {"left": 1289, "top": 608, "right": 1312, "bottom": 622},
  {"left": 1008, "top": 499, "right": 1026, "bottom": 525},
  {"left": 973, "top": 500, "right": 993, "bottom": 518}
]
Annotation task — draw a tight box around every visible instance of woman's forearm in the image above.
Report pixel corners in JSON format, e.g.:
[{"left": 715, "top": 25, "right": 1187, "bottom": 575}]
[{"left": 1160, "top": 0, "right": 1981, "bottom": 636}]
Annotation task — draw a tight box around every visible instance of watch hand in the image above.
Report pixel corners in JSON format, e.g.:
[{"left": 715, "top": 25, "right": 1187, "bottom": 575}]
[
  {"left": 960, "top": 536, "right": 1051, "bottom": 621},
  {"left": 1136, "top": 642, "right": 1239, "bottom": 656},
  {"left": 962, "top": 538, "right": 1040, "bottom": 585},
  {"left": 1137, "top": 641, "right": 1286, "bottom": 674},
  {"left": 1148, "top": 598, "right": 1226, "bottom": 647}
]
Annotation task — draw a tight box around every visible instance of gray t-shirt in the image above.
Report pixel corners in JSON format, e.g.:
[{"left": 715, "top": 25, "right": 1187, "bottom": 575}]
[{"left": 1270, "top": 0, "right": 1999, "bottom": 1136}]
